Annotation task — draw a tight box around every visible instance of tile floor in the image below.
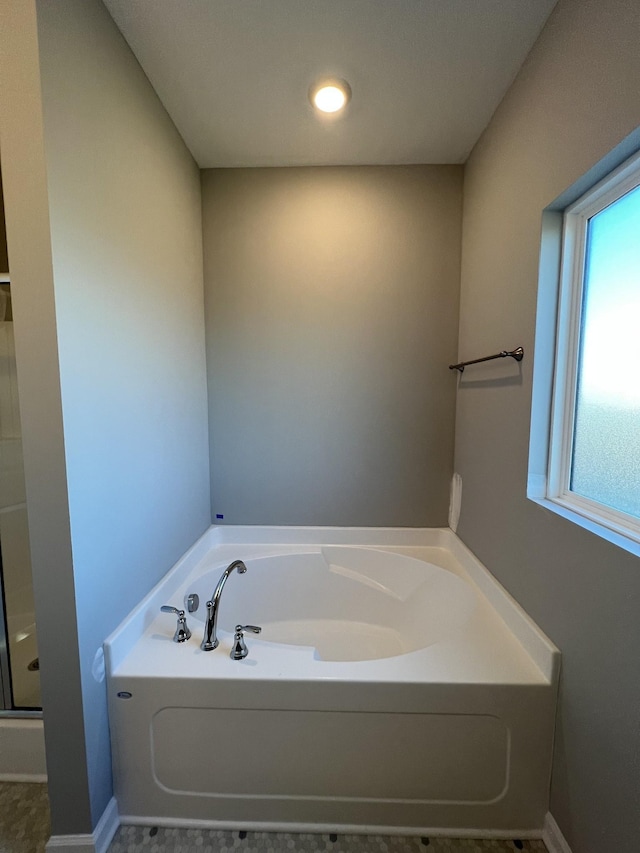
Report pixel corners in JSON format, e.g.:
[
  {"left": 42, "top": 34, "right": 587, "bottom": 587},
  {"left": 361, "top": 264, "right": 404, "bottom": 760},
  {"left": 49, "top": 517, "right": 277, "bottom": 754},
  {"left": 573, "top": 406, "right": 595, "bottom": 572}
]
[
  {"left": 108, "top": 827, "right": 547, "bottom": 853},
  {"left": 0, "top": 783, "right": 549, "bottom": 853},
  {"left": 0, "top": 782, "right": 50, "bottom": 853}
]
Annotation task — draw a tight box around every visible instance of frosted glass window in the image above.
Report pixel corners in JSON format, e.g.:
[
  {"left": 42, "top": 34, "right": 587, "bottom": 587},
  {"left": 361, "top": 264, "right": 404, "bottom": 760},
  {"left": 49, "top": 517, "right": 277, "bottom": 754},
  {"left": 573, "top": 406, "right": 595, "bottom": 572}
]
[
  {"left": 571, "top": 185, "right": 640, "bottom": 519},
  {"left": 532, "top": 149, "right": 640, "bottom": 556}
]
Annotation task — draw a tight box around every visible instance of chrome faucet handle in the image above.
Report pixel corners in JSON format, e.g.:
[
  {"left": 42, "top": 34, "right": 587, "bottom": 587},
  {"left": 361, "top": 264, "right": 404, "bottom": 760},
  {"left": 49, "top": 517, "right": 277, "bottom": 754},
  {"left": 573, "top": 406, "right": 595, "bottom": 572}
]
[
  {"left": 160, "top": 605, "right": 192, "bottom": 643},
  {"left": 231, "top": 624, "right": 262, "bottom": 660}
]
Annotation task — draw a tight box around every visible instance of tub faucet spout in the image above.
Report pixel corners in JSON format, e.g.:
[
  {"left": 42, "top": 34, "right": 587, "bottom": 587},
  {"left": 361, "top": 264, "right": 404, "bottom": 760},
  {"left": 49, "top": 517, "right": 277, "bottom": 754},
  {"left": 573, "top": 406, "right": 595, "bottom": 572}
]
[{"left": 200, "top": 559, "right": 247, "bottom": 651}]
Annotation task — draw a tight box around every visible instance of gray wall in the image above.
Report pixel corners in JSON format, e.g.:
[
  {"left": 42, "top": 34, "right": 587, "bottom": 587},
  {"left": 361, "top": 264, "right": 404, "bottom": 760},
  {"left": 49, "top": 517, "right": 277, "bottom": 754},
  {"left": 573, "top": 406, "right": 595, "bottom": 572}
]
[
  {"left": 455, "top": 0, "right": 640, "bottom": 851},
  {"left": 0, "top": 0, "right": 91, "bottom": 831},
  {"left": 202, "top": 166, "right": 462, "bottom": 526},
  {"left": 2, "top": 0, "right": 211, "bottom": 835}
]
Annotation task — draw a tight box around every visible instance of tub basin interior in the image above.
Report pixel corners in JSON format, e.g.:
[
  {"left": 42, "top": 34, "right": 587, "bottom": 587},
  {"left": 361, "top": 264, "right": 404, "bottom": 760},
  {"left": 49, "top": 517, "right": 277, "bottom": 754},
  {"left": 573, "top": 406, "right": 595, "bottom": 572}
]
[{"left": 187, "top": 546, "right": 476, "bottom": 661}]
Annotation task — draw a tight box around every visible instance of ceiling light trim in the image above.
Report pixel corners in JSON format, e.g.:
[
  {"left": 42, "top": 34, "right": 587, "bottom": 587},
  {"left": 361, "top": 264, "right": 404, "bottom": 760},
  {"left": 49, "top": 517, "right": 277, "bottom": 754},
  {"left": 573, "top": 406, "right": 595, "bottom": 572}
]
[{"left": 309, "top": 77, "right": 352, "bottom": 115}]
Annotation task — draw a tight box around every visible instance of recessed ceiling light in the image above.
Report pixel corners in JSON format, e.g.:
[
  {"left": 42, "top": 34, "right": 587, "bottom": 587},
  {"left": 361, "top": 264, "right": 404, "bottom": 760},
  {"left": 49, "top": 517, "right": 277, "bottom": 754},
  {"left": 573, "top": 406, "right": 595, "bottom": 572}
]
[{"left": 309, "top": 78, "right": 352, "bottom": 114}]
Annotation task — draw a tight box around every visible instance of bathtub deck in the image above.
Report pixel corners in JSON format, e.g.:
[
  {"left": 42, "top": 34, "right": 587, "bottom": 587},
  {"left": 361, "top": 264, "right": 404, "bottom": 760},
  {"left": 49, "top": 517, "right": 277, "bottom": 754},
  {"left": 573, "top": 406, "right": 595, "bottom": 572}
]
[{"left": 107, "top": 535, "right": 556, "bottom": 687}]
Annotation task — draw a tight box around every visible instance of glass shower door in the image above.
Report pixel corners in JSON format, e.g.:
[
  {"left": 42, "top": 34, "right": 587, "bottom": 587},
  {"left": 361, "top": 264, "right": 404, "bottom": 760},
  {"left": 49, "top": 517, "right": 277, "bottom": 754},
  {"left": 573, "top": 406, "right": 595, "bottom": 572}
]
[
  {"left": 0, "top": 279, "right": 41, "bottom": 710},
  {"left": 0, "top": 168, "right": 41, "bottom": 711}
]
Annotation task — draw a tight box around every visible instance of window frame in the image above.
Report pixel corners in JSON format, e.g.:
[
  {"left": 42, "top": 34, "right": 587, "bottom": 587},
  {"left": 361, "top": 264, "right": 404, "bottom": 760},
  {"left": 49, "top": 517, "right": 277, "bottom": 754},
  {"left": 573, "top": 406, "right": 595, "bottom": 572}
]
[{"left": 532, "top": 149, "right": 640, "bottom": 555}]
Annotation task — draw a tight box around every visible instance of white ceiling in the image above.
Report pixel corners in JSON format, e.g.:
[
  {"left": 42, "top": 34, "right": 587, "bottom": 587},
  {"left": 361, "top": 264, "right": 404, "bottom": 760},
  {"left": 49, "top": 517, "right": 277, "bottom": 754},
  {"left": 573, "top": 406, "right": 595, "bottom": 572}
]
[{"left": 103, "top": 0, "right": 557, "bottom": 169}]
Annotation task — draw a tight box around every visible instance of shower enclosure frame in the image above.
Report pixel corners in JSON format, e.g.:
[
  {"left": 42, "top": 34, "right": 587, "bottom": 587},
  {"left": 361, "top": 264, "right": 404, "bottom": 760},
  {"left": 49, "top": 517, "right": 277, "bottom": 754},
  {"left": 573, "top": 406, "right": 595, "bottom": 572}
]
[
  {"left": 0, "top": 538, "right": 41, "bottom": 715},
  {"left": 0, "top": 591, "right": 12, "bottom": 708},
  {"left": 0, "top": 271, "right": 15, "bottom": 710}
]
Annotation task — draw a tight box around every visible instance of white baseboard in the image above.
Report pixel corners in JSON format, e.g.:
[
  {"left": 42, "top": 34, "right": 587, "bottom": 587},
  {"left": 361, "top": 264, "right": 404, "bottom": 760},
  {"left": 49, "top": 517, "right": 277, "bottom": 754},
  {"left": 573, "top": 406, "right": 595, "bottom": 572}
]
[
  {"left": 46, "top": 797, "right": 119, "bottom": 853},
  {"left": 45, "top": 835, "right": 96, "bottom": 853},
  {"left": 543, "top": 812, "right": 573, "bottom": 853}
]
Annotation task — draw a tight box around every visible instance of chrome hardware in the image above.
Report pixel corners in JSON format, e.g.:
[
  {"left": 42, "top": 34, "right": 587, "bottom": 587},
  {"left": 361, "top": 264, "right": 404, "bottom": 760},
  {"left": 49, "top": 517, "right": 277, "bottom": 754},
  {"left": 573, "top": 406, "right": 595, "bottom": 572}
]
[
  {"left": 185, "top": 593, "right": 199, "bottom": 613},
  {"left": 231, "top": 624, "right": 262, "bottom": 660},
  {"left": 201, "top": 560, "right": 248, "bottom": 651},
  {"left": 160, "top": 605, "right": 192, "bottom": 643}
]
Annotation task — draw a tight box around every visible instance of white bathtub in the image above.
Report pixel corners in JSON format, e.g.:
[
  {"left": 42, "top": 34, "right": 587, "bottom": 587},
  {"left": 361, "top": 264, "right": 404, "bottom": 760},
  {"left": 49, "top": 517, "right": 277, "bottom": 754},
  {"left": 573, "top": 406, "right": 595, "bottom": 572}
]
[{"left": 105, "top": 527, "right": 559, "bottom": 838}]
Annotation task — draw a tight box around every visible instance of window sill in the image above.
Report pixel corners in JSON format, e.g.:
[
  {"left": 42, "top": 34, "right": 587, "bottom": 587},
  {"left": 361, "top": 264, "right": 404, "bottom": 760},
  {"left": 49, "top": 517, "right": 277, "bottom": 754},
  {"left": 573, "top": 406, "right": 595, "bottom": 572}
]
[{"left": 528, "top": 492, "right": 640, "bottom": 559}]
